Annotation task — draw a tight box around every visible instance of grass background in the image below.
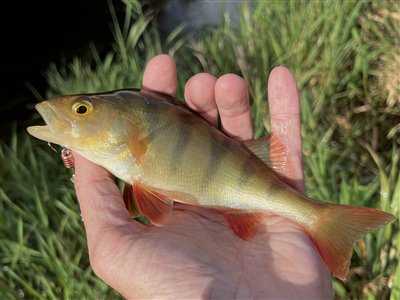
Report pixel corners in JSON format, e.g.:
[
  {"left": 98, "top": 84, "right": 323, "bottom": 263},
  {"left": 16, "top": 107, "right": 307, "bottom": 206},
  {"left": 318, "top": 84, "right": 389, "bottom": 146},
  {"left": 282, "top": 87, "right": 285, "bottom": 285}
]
[{"left": 1, "top": 0, "right": 399, "bottom": 299}]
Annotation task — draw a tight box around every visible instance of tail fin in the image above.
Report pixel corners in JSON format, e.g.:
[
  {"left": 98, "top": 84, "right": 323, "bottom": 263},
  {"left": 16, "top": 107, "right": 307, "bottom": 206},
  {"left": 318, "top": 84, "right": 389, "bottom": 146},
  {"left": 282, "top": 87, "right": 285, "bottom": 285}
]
[{"left": 308, "top": 204, "right": 395, "bottom": 281}]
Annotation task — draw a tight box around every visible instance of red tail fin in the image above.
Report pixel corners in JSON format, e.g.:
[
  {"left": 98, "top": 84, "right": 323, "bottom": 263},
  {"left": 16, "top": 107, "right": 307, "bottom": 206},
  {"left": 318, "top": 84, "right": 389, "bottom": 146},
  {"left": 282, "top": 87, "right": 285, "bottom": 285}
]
[{"left": 308, "top": 204, "right": 395, "bottom": 280}]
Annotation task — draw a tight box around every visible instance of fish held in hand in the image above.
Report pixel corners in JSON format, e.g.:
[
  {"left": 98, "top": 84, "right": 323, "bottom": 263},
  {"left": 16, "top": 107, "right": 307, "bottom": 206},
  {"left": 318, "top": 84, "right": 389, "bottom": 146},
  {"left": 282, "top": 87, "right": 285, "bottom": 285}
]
[{"left": 27, "top": 88, "right": 396, "bottom": 280}]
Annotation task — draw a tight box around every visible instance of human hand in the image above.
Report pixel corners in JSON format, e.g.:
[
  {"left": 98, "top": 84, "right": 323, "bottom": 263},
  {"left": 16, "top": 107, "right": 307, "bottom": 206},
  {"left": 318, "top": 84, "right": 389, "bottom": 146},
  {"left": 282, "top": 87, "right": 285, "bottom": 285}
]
[{"left": 74, "top": 55, "right": 333, "bottom": 299}]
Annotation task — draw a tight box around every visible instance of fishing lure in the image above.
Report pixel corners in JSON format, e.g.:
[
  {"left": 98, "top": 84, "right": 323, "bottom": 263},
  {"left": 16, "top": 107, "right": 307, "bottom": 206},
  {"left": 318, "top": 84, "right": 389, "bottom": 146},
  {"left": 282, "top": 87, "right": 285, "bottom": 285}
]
[{"left": 61, "top": 148, "right": 75, "bottom": 169}]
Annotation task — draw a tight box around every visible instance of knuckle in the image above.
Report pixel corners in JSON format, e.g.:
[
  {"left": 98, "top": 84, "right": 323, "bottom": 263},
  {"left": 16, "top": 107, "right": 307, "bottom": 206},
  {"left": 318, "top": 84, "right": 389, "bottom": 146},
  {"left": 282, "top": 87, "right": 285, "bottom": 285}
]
[{"left": 220, "top": 103, "right": 250, "bottom": 119}]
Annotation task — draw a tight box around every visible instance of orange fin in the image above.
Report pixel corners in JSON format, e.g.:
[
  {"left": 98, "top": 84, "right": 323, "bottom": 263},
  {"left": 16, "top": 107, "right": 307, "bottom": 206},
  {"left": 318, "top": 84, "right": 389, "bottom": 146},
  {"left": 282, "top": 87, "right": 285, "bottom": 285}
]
[
  {"left": 133, "top": 182, "right": 173, "bottom": 225},
  {"left": 223, "top": 212, "right": 265, "bottom": 240},
  {"left": 244, "top": 133, "right": 295, "bottom": 178},
  {"left": 123, "top": 117, "right": 148, "bottom": 162},
  {"left": 243, "top": 136, "right": 269, "bottom": 164},
  {"left": 122, "top": 184, "right": 141, "bottom": 218},
  {"left": 308, "top": 203, "right": 395, "bottom": 281}
]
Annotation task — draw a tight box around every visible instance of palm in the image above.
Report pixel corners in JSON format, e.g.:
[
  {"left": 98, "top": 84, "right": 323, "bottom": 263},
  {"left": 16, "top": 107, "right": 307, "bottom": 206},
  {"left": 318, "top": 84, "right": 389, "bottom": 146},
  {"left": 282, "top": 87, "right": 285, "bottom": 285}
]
[{"left": 101, "top": 204, "right": 331, "bottom": 299}]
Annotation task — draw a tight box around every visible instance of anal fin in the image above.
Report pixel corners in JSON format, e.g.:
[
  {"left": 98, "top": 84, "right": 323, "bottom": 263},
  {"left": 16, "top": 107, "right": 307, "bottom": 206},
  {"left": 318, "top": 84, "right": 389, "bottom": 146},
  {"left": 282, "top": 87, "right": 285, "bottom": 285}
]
[{"left": 223, "top": 212, "right": 265, "bottom": 240}]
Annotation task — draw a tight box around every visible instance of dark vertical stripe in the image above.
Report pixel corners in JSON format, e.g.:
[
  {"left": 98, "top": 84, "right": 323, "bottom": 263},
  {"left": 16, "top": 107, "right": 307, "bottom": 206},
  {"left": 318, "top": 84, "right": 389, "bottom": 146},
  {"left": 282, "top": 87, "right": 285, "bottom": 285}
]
[
  {"left": 265, "top": 182, "right": 279, "bottom": 200},
  {"left": 144, "top": 106, "right": 179, "bottom": 143},
  {"left": 146, "top": 124, "right": 170, "bottom": 143},
  {"left": 142, "top": 100, "right": 161, "bottom": 137},
  {"left": 238, "top": 156, "right": 256, "bottom": 188},
  {"left": 202, "top": 132, "right": 232, "bottom": 185},
  {"left": 171, "top": 122, "right": 193, "bottom": 170}
]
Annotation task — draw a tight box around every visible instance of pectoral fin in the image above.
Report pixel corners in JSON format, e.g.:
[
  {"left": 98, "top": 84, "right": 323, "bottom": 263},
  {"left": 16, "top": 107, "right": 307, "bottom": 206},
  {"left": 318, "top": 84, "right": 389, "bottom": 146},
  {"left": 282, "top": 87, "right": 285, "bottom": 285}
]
[
  {"left": 133, "top": 182, "right": 173, "bottom": 225},
  {"left": 223, "top": 211, "right": 266, "bottom": 240},
  {"left": 123, "top": 117, "right": 148, "bottom": 162}
]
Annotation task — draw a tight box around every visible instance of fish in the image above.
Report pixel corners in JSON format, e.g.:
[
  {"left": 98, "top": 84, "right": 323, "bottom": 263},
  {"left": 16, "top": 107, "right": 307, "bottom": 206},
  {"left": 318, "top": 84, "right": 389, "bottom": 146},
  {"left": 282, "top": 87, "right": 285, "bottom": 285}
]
[{"left": 27, "top": 88, "right": 396, "bottom": 280}]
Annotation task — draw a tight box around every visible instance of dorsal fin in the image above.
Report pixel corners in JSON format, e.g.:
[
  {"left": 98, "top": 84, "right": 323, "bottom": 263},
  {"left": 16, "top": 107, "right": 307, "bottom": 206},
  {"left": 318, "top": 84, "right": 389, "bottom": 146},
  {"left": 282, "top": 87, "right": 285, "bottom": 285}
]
[
  {"left": 243, "top": 133, "right": 295, "bottom": 177},
  {"left": 243, "top": 136, "right": 270, "bottom": 164}
]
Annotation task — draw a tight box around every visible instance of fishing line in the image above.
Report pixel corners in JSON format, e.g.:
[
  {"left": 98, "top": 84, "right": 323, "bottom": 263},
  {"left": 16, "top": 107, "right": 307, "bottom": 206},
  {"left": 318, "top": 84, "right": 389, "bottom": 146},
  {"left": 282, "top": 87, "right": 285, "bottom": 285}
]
[
  {"left": 48, "top": 142, "right": 58, "bottom": 152},
  {"left": 47, "top": 143, "right": 76, "bottom": 182}
]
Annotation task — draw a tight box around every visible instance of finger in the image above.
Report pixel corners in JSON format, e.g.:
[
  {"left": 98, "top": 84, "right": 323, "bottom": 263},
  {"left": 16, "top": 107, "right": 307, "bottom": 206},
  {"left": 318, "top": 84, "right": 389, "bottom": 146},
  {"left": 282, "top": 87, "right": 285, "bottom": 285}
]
[
  {"left": 142, "top": 54, "right": 177, "bottom": 96},
  {"left": 268, "top": 66, "right": 304, "bottom": 192},
  {"left": 73, "top": 153, "right": 144, "bottom": 250},
  {"left": 184, "top": 73, "right": 218, "bottom": 126},
  {"left": 215, "top": 74, "right": 253, "bottom": 141}
]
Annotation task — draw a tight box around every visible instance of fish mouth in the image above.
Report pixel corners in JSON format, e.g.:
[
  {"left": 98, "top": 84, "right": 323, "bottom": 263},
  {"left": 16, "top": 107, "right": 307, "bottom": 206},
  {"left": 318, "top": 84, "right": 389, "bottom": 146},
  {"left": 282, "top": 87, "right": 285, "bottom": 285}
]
[{"left": 27, "top": 102, "right": 62, "bottom": 143}]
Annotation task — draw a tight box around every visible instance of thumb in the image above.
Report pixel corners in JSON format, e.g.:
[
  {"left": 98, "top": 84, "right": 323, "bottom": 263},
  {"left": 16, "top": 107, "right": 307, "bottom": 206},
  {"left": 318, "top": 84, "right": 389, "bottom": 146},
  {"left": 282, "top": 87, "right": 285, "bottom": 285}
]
[{"left": 73, "top": 153, "right": 144, "bottom": 268}]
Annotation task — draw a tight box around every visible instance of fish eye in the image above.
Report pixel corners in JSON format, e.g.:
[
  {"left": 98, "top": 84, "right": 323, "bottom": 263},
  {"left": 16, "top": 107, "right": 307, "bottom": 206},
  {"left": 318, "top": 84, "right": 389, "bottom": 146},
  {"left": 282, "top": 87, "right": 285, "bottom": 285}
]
[
  {"left": 72, "top": 99, "right": 93, "bottom": 115},
  {"left": 76, "top": 105, "right": 87, "bottom": 114}
]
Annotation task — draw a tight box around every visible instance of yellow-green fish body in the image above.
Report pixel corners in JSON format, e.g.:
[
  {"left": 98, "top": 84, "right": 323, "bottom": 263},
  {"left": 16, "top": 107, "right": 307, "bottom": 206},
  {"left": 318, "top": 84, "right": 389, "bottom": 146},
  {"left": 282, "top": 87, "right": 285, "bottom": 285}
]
[{"left": 27, "top": 89, "right": 395, "bottom": 280}]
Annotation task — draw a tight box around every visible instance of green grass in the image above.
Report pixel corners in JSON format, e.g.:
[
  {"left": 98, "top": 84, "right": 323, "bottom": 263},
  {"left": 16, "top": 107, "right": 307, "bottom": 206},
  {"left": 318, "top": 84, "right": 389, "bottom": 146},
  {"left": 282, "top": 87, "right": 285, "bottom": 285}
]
[
  {"left": 0, "top": 132, "right": 121, "bottom": 299},
  {"left": 1, "top": 0, "right": 399, "bottom": 299}
]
